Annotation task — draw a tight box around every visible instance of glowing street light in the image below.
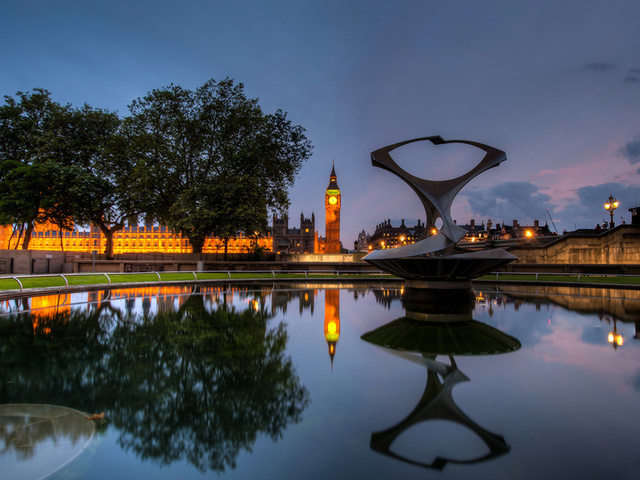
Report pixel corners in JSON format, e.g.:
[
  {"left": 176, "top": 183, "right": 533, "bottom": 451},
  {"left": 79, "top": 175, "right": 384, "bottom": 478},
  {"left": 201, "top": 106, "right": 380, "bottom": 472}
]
[
  {"left": 608, "top": 321, "right": 624, "bottom": 350},
  {"left": 604, "top": 195, "right": 619, "bottom": 228}
]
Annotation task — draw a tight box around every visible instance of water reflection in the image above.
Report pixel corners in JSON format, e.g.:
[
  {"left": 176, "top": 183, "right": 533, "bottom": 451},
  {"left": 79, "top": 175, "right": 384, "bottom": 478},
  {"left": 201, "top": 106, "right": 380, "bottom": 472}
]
[
  {"left": 2, "top": 283, "right": 639, "bottom": 479},
  {"left": 0, "top": 404, "right": 95, "bottom": 480},
  {"left": 362, "top": 287, "right": 521, "bottom": 470},
  {"left": 0, "top": 286, "right": 310, "bottom": 473},
  {"left": 484, "top": 284, "right": 640, "bottom": 347}
]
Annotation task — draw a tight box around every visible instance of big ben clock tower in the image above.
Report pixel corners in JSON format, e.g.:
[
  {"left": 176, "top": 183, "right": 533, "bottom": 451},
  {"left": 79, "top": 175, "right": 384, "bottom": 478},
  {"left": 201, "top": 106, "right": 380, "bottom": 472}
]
[{"left": 325, "top": 164, "right": 341, "bottom": 254}]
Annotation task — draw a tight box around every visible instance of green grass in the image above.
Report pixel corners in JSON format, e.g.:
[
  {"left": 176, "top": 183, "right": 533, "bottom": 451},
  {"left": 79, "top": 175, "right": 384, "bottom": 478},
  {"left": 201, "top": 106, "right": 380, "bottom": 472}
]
[
  {"left": 0, "top": 271, "right": 394, "bottom": 292},
  {"left": 2, "top": 271, "right": 639, "bottom": 293},
  {"left": 476, "top": 273, "right": 640, "bottom": 285}
]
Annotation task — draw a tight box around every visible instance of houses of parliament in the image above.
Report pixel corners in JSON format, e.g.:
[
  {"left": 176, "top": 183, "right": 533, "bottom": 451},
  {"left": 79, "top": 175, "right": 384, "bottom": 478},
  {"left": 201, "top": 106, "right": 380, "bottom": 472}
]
[{"left": 0, "top": 166, "right": 342, "bottom": 256}]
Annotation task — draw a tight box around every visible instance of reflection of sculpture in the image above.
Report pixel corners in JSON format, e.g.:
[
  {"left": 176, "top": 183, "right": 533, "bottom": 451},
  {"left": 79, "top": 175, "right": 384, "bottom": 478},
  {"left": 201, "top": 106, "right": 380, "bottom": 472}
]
[
  {"left": 361, "top": 297, "right": 520, "bottom": 470},
  {"left": 364, "top": 136, "right": 517, "bottom": 283}
]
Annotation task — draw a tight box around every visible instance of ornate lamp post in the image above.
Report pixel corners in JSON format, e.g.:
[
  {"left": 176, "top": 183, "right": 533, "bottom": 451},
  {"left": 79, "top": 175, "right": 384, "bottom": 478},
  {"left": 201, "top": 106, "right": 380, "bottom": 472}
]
[{"left": 604, "top": 195, "right": 619, "bottom": 228}]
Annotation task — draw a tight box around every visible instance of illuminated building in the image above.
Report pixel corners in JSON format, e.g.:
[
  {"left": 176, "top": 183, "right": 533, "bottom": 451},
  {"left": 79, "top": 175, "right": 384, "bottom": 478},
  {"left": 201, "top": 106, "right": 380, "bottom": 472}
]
[
  {"left": 271, "top": 164, "right": 341, "bottom": 255},
  {"left": 325, "top": 164, "right": 341, "bottom": 254},
  {"left": 0, "top": 222, "right": 273, "bottom": 255},
  {"left": 368, "top": 219, "right": 426, "bottom": 251},
  {"left": 487, "top": 220, "right": 555, "bottom": 240},
  {"left": 272, "top": 213, "right": 317, "bottom": 254},
  {"left": 1, "top": 164, "right": 342, "bottom": 256}
]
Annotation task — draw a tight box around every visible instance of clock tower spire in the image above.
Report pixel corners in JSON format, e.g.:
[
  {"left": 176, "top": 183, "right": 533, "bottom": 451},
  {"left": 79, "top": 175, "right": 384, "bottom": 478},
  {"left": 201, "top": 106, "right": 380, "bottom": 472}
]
[{"left": 325, "top": 162, "right": 341, "bottom": 254}]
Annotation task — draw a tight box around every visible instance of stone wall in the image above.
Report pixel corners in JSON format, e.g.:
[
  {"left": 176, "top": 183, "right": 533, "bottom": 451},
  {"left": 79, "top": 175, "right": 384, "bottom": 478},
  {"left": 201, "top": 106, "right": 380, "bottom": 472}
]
[
  {"left": 509, "top": 225, "right": 640, "bottom": 265},
  {"left": 0, "top": 250, "right": 68, "bottom": 275}
]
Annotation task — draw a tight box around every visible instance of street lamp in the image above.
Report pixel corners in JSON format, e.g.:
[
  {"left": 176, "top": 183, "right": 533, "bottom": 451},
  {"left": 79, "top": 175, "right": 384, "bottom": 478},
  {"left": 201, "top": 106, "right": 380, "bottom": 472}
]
[
  {"left": 608, "top": 320, "right": 624, "bottom": 350},
  {"left": 604, "top": 195, "right": 619, "bottom": 228}
]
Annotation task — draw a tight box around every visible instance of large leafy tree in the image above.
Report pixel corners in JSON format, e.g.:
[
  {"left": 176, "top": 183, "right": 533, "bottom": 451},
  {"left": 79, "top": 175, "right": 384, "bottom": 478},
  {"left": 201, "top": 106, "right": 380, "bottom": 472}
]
[
  {"left": 0, "top": 89, "right": 72, "bottom": 248},
  {"left": 0, "top": 89, "right": 148, "bottom": 257},
  {"left": 60, "top": 105, "right": 148, "bottom": 259},
  {"left": 126, "top": 78, "right": 312, "bottom": 254}
]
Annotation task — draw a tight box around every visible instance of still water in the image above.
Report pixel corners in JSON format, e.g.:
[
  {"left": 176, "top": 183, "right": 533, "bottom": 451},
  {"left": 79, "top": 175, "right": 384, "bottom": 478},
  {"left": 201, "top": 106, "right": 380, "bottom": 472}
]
[{"left": 1, "top": 282, "right": 639, "bottom": 480}]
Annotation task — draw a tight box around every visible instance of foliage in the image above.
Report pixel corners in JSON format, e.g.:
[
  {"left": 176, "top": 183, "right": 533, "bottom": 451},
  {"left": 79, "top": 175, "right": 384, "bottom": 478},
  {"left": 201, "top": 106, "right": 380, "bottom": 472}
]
[
  {"left": 0, "top": 80, "right": 311, "bottom": 255},
  {"left": 0, "top": 291, "right": 309, "bottom": 472},
  {"left": 126, "top": 78, "right": 312, "bottom": 253},
  {"left": 61, "top": 104, "right": 149, "bottom": 258},
  {"left": 0, "top": 89, "right": 72, "bottom": 247}
]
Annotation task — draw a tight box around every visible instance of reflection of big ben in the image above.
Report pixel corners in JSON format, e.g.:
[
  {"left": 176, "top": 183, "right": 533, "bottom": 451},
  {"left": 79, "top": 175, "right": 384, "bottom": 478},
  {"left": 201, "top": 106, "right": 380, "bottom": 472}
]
[
  {"left": 324, "top": 289, "right": 340, "bottom": 369},
  {"left": 325, "top": 164, "right": 341, "bottom": 254}
]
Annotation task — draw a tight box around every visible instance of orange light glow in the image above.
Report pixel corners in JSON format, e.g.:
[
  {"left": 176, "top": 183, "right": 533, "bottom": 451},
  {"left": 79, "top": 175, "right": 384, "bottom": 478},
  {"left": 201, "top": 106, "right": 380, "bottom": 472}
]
[{"left": 608, "top": 332, "right": 623, "bottom": 346}]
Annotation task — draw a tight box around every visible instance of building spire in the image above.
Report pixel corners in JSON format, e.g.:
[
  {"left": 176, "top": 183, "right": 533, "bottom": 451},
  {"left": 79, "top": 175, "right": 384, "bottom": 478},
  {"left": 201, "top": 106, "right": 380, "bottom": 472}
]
[{"left": 328, "top": 161, "right": 338, "bottom": 189}]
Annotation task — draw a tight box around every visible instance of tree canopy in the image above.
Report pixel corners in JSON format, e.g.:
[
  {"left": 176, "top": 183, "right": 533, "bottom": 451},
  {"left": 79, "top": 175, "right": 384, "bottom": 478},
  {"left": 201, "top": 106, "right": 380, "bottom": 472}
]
[
  {"left": 126, "top": 78, "right": 312, "bottom": 254},
  {"left": 0, "top": 89, "right": 73, "bottom": 248},
  {"left": 0, "top": 79, "right": 312, "bottom": 255}
]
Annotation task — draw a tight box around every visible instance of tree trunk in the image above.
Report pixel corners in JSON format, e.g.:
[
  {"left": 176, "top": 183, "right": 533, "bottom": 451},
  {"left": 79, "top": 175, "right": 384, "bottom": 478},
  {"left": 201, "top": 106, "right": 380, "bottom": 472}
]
[
  {"left": 8, "top": 226, "right": 15, "bottom": 249},
  {"left": 104, "top": 231, "right": 115, "bottom": 259},
  {"left": 224, "top": 237, "right": 229, "bottom": 261},
  {"left": 13, "top": 224, "right": 23, "bottom": 249},
  {"left": 189, "top": 235, "right": 205, "bottom": 254},
  {"left": 97, "top": 220, "right": 125, "bottom": 260},
  {"left": 21, "top": 222, "right": 34, "bottom": 250}
]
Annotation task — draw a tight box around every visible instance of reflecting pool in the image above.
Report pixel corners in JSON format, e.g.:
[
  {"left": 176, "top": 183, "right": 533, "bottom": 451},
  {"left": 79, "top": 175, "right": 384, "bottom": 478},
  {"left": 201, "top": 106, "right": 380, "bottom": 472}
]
[{"left": 1, "top": 282, "right": 639, "bottom": 480}]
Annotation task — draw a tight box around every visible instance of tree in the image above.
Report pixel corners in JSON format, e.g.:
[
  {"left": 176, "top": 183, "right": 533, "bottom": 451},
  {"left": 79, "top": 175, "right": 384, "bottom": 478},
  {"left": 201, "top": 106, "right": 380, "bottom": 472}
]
[
  {"left": 126, "top": 78, "right": 312, "bottom": 254},
  {"left": 0, "top": 89, "right": 72, "bottom": 248},
  {"left": 0, "top": 89, "right": 151, "bottom": 257},
  {"left": 61, "top": 104, "right": 149, "bottom": 259}
]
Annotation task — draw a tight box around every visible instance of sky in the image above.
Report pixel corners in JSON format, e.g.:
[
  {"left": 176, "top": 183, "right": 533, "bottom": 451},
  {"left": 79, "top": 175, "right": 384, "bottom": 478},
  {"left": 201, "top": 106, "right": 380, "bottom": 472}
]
[{"left": 2, "top": 0, "right": 640, "bottom": 247}]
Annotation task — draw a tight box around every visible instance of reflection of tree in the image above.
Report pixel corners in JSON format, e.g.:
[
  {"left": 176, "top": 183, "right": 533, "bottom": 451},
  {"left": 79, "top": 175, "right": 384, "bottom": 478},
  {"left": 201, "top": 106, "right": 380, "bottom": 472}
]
[{"left": 0, "top": 290, "right": 309, "bottom": 473}]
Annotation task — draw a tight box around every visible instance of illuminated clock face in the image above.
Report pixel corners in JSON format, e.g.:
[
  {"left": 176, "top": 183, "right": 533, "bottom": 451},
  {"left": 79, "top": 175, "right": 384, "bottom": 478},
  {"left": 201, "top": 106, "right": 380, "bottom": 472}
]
[{"left": 328, "top": 196, "right": 338, "bottom": 205}]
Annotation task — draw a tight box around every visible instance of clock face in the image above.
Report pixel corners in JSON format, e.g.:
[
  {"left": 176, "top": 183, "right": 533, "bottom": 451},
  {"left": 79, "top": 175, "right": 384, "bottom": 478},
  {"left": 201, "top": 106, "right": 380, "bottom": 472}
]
[{"left": 328, "top": 196, "right": 338, "bottom": 205}]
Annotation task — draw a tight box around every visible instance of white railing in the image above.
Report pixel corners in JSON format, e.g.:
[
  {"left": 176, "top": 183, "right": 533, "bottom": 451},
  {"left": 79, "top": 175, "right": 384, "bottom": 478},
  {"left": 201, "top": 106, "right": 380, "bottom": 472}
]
[
  {"left": 0, "top": 269, "right": 391, "bottom": 292},
  {"left": 487, "top": 271, "right": 640, "bottom": 286}
]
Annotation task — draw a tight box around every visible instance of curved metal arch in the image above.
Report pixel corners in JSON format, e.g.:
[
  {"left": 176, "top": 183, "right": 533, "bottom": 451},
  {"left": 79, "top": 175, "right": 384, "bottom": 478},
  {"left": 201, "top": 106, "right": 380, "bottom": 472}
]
[{"left": 370, "top": 136, "right": 506, "bottom": 246}]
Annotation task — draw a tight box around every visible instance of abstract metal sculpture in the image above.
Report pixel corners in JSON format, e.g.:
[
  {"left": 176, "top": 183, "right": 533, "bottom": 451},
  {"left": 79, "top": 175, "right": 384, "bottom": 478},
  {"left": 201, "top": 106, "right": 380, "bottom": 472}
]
[{"left": 364, "top": 136, "right": 517, "bottom": 284}]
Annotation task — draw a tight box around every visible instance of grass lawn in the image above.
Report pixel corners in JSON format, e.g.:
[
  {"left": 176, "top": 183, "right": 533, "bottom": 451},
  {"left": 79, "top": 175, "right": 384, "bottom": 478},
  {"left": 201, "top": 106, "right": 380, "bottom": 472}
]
[
  {"left": 476, "top": 273, "right": 640, "bottom": 285},
  {"left": 3, "top": 271, "right": 638, "bottom": 294},
  {"left": 0, "top": 271, "right": 393, "bottom": 292}
]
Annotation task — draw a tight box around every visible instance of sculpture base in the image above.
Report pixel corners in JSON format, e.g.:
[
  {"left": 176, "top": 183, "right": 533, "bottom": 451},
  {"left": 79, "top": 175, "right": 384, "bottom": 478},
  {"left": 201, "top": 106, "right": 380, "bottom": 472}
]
[{"left": 364, "top": 247, "right": 518, "bottom": 281}]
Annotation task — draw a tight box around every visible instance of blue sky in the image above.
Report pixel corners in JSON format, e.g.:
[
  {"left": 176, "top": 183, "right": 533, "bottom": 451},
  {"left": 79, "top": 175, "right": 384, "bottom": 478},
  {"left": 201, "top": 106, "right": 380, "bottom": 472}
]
[{"left": 2, "top": 0, "right": 640, "bottom": 246}]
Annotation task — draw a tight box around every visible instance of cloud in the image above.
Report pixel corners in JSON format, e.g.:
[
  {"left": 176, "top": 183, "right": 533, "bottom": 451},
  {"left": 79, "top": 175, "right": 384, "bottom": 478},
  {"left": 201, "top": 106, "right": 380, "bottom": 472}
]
[
  {"left": 462, "top": 181, "right": 553, "bottom": 225},
  {"left": 618, "top": 136, "right": 640, "bottom": 164},
  {"left": 583, "top": 62, "right": 616, "bottom": 72},
  {"left": 556, "top": 182, "right": 640, "bottom": 228},
  {"left": 629, "top": 68, "right": 640, "bottom": 74},
  {"left": 624, "top": 75, "right": 639, "bottom": 83}
]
